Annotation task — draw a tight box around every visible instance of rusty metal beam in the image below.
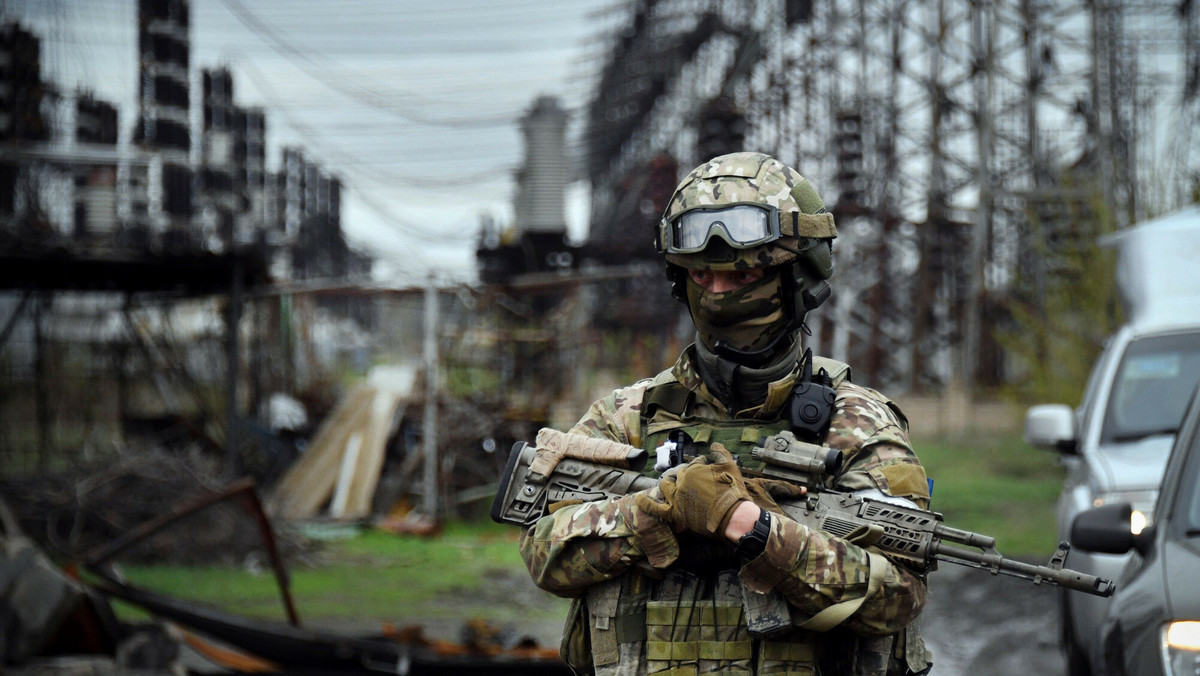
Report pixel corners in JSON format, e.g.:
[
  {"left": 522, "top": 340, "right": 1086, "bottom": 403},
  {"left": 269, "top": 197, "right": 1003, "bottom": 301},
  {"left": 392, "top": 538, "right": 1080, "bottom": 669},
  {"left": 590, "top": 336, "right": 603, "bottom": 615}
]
[{"left": 83, "top": 477, "right": 300, "bottom": 627}]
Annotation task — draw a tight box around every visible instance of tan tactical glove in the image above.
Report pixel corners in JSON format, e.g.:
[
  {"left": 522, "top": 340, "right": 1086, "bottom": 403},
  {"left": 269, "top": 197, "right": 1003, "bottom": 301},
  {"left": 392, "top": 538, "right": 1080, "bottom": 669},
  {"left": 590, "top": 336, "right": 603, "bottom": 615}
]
[
  {"left": 744, "top": 477, "right": 806, "bottom": 516},
  {"left": 635, "top": 444, "right": 752, "bottom": 539}
]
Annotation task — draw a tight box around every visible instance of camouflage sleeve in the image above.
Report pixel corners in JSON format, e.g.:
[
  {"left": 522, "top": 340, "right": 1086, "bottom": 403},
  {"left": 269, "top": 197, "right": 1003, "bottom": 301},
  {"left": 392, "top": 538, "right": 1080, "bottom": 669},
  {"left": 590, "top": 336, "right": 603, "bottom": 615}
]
[
  {"left": 565, "top": 381, "right": 652, "bottom": 447},
  {"left": 518, "top": 490, "right": 680, "bottom": 598},
  {"left": 826, "top": 382, "right": 930, "bottom": 509},
  {"left": 739, "top": 513, "right": 927, "bottom": 635},
  {"left": 521, "top": 383, "right": 673, "bottom": 597},
  {"left": 736, "top": 381, "right": 929, "bottom": 635}
]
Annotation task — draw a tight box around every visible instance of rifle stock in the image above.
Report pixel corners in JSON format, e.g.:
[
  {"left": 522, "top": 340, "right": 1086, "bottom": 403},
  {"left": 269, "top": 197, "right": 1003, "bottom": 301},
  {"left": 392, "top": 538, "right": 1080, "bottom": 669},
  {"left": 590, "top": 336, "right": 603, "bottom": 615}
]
[
  {"left": 490, "top": 439, "right": 656, "bottom": 527},
  {"left": 492, "top": 430, "right": 1115, "bottom": 598}
]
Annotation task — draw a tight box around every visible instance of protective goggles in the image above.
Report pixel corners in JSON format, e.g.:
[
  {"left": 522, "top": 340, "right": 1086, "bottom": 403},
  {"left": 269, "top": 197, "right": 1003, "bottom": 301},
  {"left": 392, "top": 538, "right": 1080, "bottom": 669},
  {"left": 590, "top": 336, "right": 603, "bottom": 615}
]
[{"left": 660, "top": 204, "right": 782, "bottom": 254}]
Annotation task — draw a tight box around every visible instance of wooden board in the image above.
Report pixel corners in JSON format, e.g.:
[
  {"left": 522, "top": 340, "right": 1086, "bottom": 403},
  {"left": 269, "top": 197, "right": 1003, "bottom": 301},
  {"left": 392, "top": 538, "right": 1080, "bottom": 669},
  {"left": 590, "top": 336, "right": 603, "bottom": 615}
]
[{"left": 267, "top": 385, "right": 376, "bottom": 520}]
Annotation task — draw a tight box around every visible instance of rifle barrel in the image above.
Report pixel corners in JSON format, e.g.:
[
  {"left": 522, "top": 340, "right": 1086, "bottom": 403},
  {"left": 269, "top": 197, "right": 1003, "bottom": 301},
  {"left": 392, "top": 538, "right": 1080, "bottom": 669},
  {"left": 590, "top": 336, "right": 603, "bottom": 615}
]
[{"left": 930, "top": 541, "right": 1115, "bottom": 597}]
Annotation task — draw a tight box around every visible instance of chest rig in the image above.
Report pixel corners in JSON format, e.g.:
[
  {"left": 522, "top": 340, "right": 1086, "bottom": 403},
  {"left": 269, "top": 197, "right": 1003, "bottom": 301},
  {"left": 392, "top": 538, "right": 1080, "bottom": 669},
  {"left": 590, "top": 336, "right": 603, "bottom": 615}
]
[{"left": 639, "top": 352, "right": 848, "bottom": 473}]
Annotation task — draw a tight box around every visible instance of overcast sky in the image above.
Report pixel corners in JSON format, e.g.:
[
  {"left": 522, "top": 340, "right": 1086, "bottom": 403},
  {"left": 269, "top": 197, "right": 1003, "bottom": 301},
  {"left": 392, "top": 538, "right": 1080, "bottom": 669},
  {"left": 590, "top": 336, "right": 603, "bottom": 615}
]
[{"left": 2, "top": 0, "right": 617, "bottom": 284}]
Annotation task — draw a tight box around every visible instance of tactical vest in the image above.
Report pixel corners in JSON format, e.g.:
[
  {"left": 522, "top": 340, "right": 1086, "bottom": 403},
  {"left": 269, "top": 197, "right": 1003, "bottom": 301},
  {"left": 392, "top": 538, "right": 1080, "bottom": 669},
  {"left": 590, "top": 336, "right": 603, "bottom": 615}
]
[
  {"left": 638, "top": 355, "right": 852, "bottom": 475},
  {"left": 562, "top": 355, "right": 928, "bottom": 676}
]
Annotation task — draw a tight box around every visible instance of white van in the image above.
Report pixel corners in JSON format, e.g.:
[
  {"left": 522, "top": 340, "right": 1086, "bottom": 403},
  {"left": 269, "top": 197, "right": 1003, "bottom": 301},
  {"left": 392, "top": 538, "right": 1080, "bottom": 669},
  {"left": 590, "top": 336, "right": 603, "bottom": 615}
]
[{"left": 1024, "top": 205, "right": 1200, "bottom": 676}]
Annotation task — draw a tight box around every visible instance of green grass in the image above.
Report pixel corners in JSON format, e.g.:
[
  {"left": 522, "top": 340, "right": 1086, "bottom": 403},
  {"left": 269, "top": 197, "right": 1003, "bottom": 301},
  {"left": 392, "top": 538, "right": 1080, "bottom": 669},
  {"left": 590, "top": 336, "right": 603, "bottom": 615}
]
[
  {"left": 104, "top": 433, "right": 1064, "bottom": 626},
  {"left": 107, "top": 520, "right": 570, "bottom": 628},
  {"left": 915, "top": 433, "right": 1065, "bottom": 558}
]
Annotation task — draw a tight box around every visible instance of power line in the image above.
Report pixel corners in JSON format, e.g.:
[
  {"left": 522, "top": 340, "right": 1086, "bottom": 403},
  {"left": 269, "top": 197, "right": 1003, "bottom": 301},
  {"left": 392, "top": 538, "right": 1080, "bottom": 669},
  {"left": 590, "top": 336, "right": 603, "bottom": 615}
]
[
  {"left": 3, "top": 0, "right": 606, "bottom": 281},
  {"left": 218, "top": 0, "right": 524, "bottom": 129},
  {"left": 231, "top": 57, "right": 518, "bottom": 189},
  {"left": 233, "top": 58, "right": 494, "bottom": 254}
]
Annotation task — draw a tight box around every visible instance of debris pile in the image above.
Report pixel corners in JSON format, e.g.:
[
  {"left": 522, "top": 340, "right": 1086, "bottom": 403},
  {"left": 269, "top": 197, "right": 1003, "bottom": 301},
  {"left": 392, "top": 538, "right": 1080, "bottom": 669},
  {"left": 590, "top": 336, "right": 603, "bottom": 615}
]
[
  {"left": 268, "top": 361, "right": 537, "bottom": 524},
  {"left": 0, "top": 446, "right": 303, "bottom": 566},
  {"left": 0, "top": 498, "right": 192, "bottom": 674}
]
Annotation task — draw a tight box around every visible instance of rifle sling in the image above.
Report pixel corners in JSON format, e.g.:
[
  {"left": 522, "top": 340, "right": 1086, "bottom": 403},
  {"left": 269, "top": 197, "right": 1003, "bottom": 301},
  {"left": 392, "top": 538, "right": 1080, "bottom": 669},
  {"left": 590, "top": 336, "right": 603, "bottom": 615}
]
[{"left": 795, "top": 552, "right": 889, "bottom": 632}]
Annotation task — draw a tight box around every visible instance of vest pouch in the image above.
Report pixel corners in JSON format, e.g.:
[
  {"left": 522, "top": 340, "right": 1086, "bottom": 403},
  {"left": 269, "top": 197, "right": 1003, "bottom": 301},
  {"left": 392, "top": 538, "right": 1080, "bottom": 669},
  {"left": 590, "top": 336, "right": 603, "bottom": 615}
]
[
  {"left": 585, "top": 576, "right": 651, "bottom": 676},
  {"left": 560, "top": 595, "right": 595, "bottom": 675},
  {"left": 643, "top": 570, "right": 753, "bottom": 676},
  {"left": 758, "top": 639, "right": 816, "bottom": 675},
  {"left": 702, "top": 569, "right": 753, "bottom": 675},
  {"left": 645, "top": 570, "right": 700, "bottom": 675},
  {"left": 851, "top": 634, "right": 894, "bottom": 676},
  {"left": 585, "top": 578, "right": 622, "bottom": 668},
  {"left": 902, "top": 620, "right": 933, "bottom": 675},
  {"left": 753, "top": 546, "right": 818, "bottom": 675},
  {"left": 812, "top": 630, "right": 898, "bottom": 676}
]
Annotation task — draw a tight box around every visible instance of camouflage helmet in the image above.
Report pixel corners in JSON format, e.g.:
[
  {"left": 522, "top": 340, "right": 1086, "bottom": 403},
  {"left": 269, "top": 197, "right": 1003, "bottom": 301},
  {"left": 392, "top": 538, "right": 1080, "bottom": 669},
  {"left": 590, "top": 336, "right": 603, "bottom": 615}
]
[{"left": 656, "top": 152, "right": 837, "bottom": 277}]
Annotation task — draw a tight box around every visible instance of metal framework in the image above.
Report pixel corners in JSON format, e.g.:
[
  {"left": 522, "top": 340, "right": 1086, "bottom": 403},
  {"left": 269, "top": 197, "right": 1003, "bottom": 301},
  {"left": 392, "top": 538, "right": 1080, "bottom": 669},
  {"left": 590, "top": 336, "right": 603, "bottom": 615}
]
[{"left": 583, "top": 0, "right": 1199, "bottom": 393}]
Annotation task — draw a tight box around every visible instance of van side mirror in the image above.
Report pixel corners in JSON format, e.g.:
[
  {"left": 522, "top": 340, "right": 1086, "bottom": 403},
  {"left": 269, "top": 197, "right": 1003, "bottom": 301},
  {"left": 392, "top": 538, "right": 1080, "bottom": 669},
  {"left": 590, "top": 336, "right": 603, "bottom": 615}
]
[
  {"left": 1025, "top": 404, "right": 1078, "bottom": 455},
  {"left": 1071, "top": 502, "right": 1145, "bottom": 555}
]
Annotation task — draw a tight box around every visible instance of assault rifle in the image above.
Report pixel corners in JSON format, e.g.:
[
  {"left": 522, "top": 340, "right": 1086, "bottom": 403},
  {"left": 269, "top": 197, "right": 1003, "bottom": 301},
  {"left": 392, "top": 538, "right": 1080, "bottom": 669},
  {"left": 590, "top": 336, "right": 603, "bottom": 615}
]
[{"left": 491, "top": 428, "right": 1115, "bottom": 599}]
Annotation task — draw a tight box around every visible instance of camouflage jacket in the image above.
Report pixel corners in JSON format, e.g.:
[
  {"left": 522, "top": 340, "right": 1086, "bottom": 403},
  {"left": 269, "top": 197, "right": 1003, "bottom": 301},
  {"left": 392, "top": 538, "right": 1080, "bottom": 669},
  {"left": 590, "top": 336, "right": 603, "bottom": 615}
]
[{"left": 519, "top": 346, "right": 932, "bottom": 674}]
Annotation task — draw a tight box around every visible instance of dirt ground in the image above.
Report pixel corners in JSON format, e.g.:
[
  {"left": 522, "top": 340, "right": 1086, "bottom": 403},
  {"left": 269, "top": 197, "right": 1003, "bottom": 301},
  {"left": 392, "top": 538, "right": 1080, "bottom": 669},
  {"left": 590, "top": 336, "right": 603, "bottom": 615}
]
[{"left": 922, "top": 561, "right": 1066, "bottom": 675}]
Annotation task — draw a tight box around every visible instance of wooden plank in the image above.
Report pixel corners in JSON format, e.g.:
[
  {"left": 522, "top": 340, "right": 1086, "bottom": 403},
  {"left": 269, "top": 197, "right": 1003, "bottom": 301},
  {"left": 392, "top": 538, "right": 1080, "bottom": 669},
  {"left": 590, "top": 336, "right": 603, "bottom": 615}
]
[
  {"left": 332, "top": 364, "right": 419, "bottom": 520},
  {"left": 328, "top": 432, "right": 363, "bottom": 519},
  {"left": 338, "top": 391, "right": 405, "bottom": 519},
  {"left": 268, "top": 386, "right": 375, "bottom": 519}
]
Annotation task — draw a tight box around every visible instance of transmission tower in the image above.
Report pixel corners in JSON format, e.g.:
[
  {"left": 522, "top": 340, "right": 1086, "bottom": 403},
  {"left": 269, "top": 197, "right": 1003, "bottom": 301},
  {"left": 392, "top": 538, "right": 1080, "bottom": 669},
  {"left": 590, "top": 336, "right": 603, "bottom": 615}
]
[{"left": 583, "top": 0, "right": 1198, "bottom": 394}]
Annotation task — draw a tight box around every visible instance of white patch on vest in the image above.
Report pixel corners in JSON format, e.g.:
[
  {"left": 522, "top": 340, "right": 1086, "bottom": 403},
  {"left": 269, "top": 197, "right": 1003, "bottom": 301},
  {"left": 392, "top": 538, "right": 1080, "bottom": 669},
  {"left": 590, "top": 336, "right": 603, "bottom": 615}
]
[{"left": 655, "top": 440, "right": 678, "bottom": 472}]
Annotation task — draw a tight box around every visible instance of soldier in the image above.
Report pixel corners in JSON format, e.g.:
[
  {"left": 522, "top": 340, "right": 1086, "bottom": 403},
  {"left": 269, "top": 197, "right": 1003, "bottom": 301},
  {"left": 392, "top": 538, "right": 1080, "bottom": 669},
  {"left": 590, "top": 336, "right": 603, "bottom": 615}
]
[{"left": 519, "top": 151, "right": 932, "bottom": 675}]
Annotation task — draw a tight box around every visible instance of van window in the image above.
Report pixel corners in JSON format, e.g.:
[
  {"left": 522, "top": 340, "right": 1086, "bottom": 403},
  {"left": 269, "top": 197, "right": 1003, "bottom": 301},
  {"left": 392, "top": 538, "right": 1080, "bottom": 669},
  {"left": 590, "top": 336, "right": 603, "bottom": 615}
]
[
  {"left": 1101, "top": 331, "right": 1200, "bottom": 444},
  {"left": 1079, "top": 335, "right": 1118, "bottom": 437}
]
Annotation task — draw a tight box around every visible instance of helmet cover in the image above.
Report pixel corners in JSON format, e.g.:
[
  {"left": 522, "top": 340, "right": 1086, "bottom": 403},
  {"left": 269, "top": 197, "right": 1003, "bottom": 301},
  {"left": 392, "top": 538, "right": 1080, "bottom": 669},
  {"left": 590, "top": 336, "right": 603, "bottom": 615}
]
[{"left": 660, "top": 152, "right": 836, "bottom": 274}]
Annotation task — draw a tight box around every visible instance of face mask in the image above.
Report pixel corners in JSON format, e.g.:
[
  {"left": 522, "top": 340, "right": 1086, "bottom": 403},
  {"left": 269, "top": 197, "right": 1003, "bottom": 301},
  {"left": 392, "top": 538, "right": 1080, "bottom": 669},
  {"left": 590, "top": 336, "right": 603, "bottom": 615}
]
[{"left": 685, "top": 269, "right": 791, "bottom": 356}]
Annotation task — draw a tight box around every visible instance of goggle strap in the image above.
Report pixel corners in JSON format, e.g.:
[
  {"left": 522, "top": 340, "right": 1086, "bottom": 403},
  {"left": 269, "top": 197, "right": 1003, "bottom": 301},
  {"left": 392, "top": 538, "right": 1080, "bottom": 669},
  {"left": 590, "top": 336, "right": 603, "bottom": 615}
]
[{"left": 783, "top": 212, "right": 837, "bottom": 239}]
